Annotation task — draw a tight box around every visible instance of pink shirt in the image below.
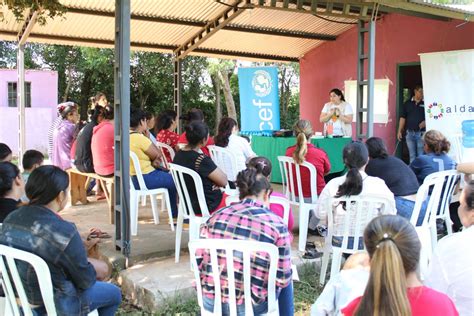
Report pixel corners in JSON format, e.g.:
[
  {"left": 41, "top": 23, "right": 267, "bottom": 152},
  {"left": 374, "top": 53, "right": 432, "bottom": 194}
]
[
  {"left": 270, "top": 192, "right": 294, "bottom": 232},
  {"left": 91, "top": 121, "right": 114, "bottom": 176},
  {"left": 52, "top": 119, "right": 75, "bottom": 170}
]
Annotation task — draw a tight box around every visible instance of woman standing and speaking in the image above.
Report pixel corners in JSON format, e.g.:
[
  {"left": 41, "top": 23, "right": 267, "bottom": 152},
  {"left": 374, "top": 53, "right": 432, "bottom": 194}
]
[{"left": 320, "top": 88, "right": 353, "bottom": 138}]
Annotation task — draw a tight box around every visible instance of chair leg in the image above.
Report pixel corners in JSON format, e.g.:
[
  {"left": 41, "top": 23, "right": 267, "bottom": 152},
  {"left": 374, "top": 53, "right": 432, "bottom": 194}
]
[
  {"left": 175, "top": 208, "right": 184, "bottom": 263},
  {"left": 319, "top": 244, "right": 331, "bottom": 286},
  {"left": 150, "top": 194, "right": 159, "bottom": 225},
  {"left": 430, "top": 223, "right": 438, "bottom": 253},
  {"left": 445, "top": 215, "right": 453, "bottom": 235},
  {"left": 141, "top": 195, "right": 147, "bottom": 207},
  {"left": 330, "top": 249, "right": 343, "bottom": 281},
  {"left": 298, "top": 205, "right": 310, "bottom": 252},
  {"left": 130, "top": 192, "right": 138, "bottom": 236},
  {"left": 163, "top": 192, "right": 174, "bottom": 231}
]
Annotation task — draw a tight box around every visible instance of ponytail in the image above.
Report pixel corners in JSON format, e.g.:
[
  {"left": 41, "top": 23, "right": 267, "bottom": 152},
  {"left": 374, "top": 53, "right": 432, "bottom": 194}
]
[
  {"left": 293, "top": 132, "right": 308, "bottom": 164},
  {"left": 236, "top": 168, "right": 271, "bottom": 200},
  {"left": 335, "top": 168, "right": 363, "bottom": 197},
  {"left": 424, "top": 130, "right": 450, "bottom": 154}
]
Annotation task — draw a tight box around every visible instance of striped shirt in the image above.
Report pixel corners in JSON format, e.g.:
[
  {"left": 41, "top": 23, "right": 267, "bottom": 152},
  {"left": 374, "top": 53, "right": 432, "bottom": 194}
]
[
  {"left": 48, "top": 116, "right": 62, "bottom": 159},
  {"left": 197, "top": 199, "right": 292, "bottom": 305}
]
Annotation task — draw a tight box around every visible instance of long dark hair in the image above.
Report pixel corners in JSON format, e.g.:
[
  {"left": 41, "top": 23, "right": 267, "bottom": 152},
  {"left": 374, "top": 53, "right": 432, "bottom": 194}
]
[
  {"left": 366, "top": 137, "right": 388, "bottom": 159},
  {"left": 26, "top": 165, "right": 69, "bottom": 206},
  {"left": 330, "top": 88, "right": 346, "bottom": 102},
  {"left": 215, "top": 117, "right": 237, "bottom": 147},
  {"left": 0, "top": 162, "right": 20, "bottom": 197},
  {"left": 355, "top": 215, "right": 420, "bottom": 316},
  {"left": 335, "top": 142, "right": 368, "bottom": 197},
  {"left": 155, "top": 110, "right": 177, "bottom": 134},
  {"left": 236, "top": 168, "right": 272, "bottom": 200}
]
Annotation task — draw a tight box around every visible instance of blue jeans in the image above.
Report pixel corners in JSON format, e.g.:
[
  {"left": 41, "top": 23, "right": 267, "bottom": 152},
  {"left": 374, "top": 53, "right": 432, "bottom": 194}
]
[
  {"left": 203, "top": 282, "right": 294, "bottom": 316},
  {"left": 395, "top": 196, "right": 428, "bottom": 226},
  {"left": 406, "top": 130, "right": 424, "bottom": 163},
  {"left": 132, "top": 168, "right": 178, "bottom": 217}
]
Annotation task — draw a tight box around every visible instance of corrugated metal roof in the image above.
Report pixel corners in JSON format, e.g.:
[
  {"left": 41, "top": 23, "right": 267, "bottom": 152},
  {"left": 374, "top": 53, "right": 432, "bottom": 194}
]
[{"left": 0, "top": 0, "right": 471, "bottom": 61}]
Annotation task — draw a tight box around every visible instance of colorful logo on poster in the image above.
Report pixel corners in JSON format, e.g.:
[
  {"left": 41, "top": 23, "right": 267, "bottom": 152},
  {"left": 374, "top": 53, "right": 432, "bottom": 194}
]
[
  {"left": 427, "top": 102, "right": 444, "bottom": 120},
  {"left": 252, "top": 70, "right": 273, "bottom": 97}
]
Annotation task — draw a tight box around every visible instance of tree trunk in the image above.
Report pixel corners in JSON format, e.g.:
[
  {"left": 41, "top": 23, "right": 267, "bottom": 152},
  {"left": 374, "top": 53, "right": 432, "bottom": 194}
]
[
  {"left": 79, "top": 70, "right": 92, "bottom": 121},
  {"left": 218, "top": 69, "right": 237, "bottom": 120},
  {"left": 212, "top": 74, "right": 222, "bottom": 133}
]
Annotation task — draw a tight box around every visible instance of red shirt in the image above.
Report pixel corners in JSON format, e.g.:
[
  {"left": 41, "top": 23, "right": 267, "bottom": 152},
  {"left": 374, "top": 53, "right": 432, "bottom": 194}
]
[
  {"left": 178, "top": 132, "right": 214, "bottom": 157},
  {"left": 285, "top": 143, "right": 330, "bottom": 197},
  {"left": 156, "top": 129, "right": 179, "bottom": 163},
  {"left": 342, "top": 286, "right": 458, "bottom": 316},
  {"left": 91, "top": 121, "right": 114, "bottom": 176}
]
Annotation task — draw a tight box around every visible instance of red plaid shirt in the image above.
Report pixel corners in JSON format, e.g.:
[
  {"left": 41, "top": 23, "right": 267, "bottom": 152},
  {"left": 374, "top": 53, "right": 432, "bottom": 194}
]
[
  {"left": 196, "top": 199, "right": 292, "bottom": 305},
  {"left": 156, "top": 129, "right": 179, "bottom": 163}
]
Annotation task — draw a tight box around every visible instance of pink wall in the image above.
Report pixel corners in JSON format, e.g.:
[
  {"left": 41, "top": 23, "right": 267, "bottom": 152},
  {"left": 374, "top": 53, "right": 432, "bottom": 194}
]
[
  {"left": 300, "top": 13, "right": 474, "bottom": 153},
  {"left": 0, "top": 69, "right": 58, "bottom": 155}
]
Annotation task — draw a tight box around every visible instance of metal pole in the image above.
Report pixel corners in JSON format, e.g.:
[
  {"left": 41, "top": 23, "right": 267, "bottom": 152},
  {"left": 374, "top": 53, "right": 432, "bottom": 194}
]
[
  {"left": 173, "top": 57, "right": 182, "bottom": 133},
  {"left": 367, "top": 19, "right": 376, "bottom": 137},
  {"left": 114, "top": 0, "right": 131, "bottom": 259},
  {"left": 17, "top": 44, "right": 26, "bottom": 167}
]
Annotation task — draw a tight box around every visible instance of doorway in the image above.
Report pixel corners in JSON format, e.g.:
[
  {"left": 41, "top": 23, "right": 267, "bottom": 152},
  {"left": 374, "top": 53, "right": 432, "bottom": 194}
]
[{"left": 396, "top": 63, "right": 422, "bottom": 164}]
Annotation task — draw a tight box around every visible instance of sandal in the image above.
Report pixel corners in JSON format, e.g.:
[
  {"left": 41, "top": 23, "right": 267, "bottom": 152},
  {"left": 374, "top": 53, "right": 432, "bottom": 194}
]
[
  {"left": 303, "top": 247, "right": 323, "bottom": 260},
  {"left": 306, "top": 241, "right": 316, "bottom": 249},
  {"left": 89, "top": 228, "right": 112, "bottom": 239}
]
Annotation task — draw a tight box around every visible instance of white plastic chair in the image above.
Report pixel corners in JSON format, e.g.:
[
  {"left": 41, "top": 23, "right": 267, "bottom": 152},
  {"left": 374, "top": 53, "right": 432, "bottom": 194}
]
[
  {"left": 225, "top": 195, "right": 291, "bottom": 227},
  {"left": 208, "top": 145, "right": 239, "bottom": 195},
  {"left": 156, "top": 141, "right": 176, "bottom": 169},
  {"left": 188, "top": 239, "right": 280, "bottom": 316},
  {"left": 319, "top": 195, "right": 395, "bottom": 285},
  {"left": 129, "top": 151, "right": 174, "bottom": 235},
  {"left": 169, "top": 163, "right": 211, "bottom": 263},
  {"left": 0, "top": 244, "right": 98, "bottom": 316},
  {"left": 278, "top": 156, "right": 318, "bottom": 251}
]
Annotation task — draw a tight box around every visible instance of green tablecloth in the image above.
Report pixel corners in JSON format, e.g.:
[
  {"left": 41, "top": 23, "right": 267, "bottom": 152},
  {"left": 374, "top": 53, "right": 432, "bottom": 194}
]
[{"left": 251, "top": 136, "right": 352, "bottom": 183}]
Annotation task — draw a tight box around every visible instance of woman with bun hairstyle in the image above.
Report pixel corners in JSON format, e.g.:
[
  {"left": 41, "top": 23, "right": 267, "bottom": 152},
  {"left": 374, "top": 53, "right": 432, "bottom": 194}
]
[
  {"left": 52, "top": 102, "right": 79, "bottom": 170},
  {"left": 410, "top": 130, "right": 456, "bottom": 184},
  {"left": 319, "top": 88, "right": 353, "bottom": 137},
  {"left": 0, "top": 165, "right": 121, "bottom": 315},
  {"left": 247, "top": 156, "right": 294, "bottom": 231},
  {"left": 173, "top": 121, "right": 228, "bottom": 215},
  {"left": 215, "top": 117, "right": 256, "bottom": 181},
  {"left": 342, "top": 215, "right": 458, "bottom": 316},
  {"left": 0, "top": 162, "right": 25, "bottom": 222},
  {"left": 286, "top": 119, "right": 331, "bottom": 198},
  {"left": 198, "top": 168, "right": 293, "bottom": 315},
  {"left": 177, "top": 108, "right": 214, "bottom": 156}
]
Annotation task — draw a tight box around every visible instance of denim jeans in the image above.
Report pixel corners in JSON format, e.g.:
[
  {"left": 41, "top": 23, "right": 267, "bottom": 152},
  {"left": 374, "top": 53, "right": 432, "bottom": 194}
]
[
  {"left": 203, "top": 282, "right": 294, "bottom": 316},
  {"left": 406, "top": 130, "right": 424, "bottom": 163},
  {"left": 132, "top": 168, "right": 178, "bottom": 217},
  {"left": 395, "top": 196, "right": 428, "bottom": 226}
]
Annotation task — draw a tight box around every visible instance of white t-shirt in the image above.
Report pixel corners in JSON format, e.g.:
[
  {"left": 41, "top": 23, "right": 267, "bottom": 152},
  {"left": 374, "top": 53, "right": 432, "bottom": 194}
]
[
  {"left": 321, "top": 102, "right": 353, "bottom": 136},
  {"left": 425, "top": 225, "right": 474, "bottom": 316},
  {"left": 222, "top": 134, "right": 256, "bottom": 181}
]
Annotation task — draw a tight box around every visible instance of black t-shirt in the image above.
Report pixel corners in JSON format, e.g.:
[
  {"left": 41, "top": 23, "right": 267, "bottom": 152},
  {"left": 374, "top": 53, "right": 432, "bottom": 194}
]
[
  {"left": 401, "top": 99, "right": 425, "bottom": 131},
  {"left": 74, "top": 121, "right": 97, "bottom": 173},
  {"left": 366, "top": 156, "right": 419, "bottom": 196},
  {"left": 173, "top": 150, "right": 222, "bottom": 215},
  {"left": 0, "top": 198, "right": 20, "bottom": 223}
]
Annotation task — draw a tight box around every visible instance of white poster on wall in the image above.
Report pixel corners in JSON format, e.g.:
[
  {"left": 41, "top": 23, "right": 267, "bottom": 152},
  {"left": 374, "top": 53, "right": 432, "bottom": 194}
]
[{"left": 420, "top": 49, "right": 474, "bottom": 163}]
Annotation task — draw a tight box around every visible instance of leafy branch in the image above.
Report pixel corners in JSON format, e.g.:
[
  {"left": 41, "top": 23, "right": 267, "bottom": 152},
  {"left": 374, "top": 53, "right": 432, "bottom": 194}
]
[{"left": 1, "top": 0, "right": 65, "bottom": 25}]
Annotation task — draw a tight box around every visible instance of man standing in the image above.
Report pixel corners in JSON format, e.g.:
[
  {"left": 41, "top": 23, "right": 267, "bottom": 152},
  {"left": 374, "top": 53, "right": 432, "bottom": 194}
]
[{"left": 397, "top": 85, "right": 425, "bottom": 163}]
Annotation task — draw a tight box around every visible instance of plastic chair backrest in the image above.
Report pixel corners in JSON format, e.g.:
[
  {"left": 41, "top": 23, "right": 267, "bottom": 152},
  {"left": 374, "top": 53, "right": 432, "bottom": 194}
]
[
  {"left": 225, "top": 195, "right": 290, "bottom": 227},
  {"left": 423, "top": 170, "right": 460, "bottom": 217},
  {"left": 168, "top": 163, "right": 210, "bottom": 218},
  {"left": 208, "top": 145, "right": 239, "bottom": 182},
  {"left": 326, "top": 195, "right": 395, "bottom": 251},
  {"left": 129, "top": 151, "right": 149, "bottom": 191},
  {"left": 277, "top": 156, "right": 318, "bottom": 204},
  {"left": 156, "top": 142, "right": 175, "bottom": 167},
  {"left": 189, "top": 239, "right": 279, "bottom": 316},
  {"left": 0, "top": 244, "right": 57, "bottom": 316}
]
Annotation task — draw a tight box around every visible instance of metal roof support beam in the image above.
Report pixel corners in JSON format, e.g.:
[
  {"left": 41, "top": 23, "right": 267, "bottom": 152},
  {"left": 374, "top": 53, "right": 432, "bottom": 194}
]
[
  {"left": 114, "top": 0, "right": 131, "bottom": 259},
  {"left": 173, "top": 59, "right": 182, "bottom": 133},
  {"left": 17, "top": 9, "right": 38, "bottom": 45},
  {"left": 174, "top": 0, "right": 252, "bottom": 59},
  {"left": 17, "top": 45, "right": 26, "bottom": 167}
]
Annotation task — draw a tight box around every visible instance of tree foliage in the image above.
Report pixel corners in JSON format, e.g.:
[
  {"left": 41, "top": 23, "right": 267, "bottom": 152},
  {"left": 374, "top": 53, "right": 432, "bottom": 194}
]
[{"left": 1, "top": 0, "right": 65, "bottom": 25}]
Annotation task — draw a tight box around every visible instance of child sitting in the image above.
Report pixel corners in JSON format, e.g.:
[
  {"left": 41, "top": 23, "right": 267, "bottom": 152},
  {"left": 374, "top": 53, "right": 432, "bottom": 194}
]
[{"left": 22, "top": 150, "right": 44, "bottom": 182}]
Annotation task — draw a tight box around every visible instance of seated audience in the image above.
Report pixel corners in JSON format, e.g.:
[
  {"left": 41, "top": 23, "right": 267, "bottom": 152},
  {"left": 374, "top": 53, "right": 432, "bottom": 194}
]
[
  {"left": 425, "top": 180, "right": 474, "bottom": 315},
  {"left": 365, "top": 137, "right": 420, "bottom": 220},
  {"left": 316, "top": 142, "right": 395, "bottom": 243},
  {"left": 0, "top": 143, "right": 12, "bottom": 162},
  {"left": 197, "top": 168, "right": 293, "bottom": 315},
  {"left": 177, "top": 108, "right": 214, "bottom": 156},
  {"left": 173, "top": 121, "right": 227, "bottom": 215},
  {"left": 247, "top": 156, "right": 295, "bottom": 232},
  {"left": 91, "top": 105, "right": 115, "bottom": 177},
  {"left": 311, "top": 252, "right": 370, "bottom": 316},
  {"left": 155, "top": 110, "right": 179, "bottom": 163},
  {"left": 52, "top": 102, "right": 79, "bottom": 170},
  {"left": 410, "top": 130, "right": 456, "bottom": 184},
  {"left": 342, "top": 215, "right": 458, "bottom": 316},
  {"left": 0, "top": 162, "right": 25, "bottom": 222},
  {"left": 75, "top": 106, "right": 105, "bottom": 173},
  {"left": 22, "top": 149, "right": 45, "bottom": 183},
  {"left": 129, "top": 107, "right": 178, "bottom": 218},
  {"left": 214, "top": 117, "right": 256, "bottom": 182},
  {"left": 0, "top": 165, "right": 121, "bottom": 315}
]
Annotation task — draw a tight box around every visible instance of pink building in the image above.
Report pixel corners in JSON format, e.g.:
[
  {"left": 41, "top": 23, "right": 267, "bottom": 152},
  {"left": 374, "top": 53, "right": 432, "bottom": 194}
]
[
  {"left": 300, "top": 13, "right": 474, "bottom": 154},
  {"left": 0, "top": 69, "right": 58, "bottom": 156}
]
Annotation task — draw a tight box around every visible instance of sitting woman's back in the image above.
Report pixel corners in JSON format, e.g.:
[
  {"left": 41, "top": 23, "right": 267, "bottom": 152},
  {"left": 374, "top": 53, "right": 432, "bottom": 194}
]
[{"left": 0, "top": 162, "right": 25, "bottom": 222}]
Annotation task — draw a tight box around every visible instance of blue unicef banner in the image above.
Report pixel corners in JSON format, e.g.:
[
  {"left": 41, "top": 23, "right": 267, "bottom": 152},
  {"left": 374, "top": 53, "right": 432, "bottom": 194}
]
[{"left": 238, "top": 67, "right": 280, "bottom": 132}]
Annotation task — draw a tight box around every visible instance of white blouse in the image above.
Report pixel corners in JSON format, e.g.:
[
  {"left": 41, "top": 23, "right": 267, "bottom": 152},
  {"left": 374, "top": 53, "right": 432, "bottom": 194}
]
[{"left": 223, "top": 134, "right": 256, "bottom": 181}]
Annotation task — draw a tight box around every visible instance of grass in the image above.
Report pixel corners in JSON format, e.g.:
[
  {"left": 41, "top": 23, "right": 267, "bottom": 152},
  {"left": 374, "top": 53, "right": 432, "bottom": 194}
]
[{"left": 117, "top": 261, "right": 323, "bottom": 315}]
